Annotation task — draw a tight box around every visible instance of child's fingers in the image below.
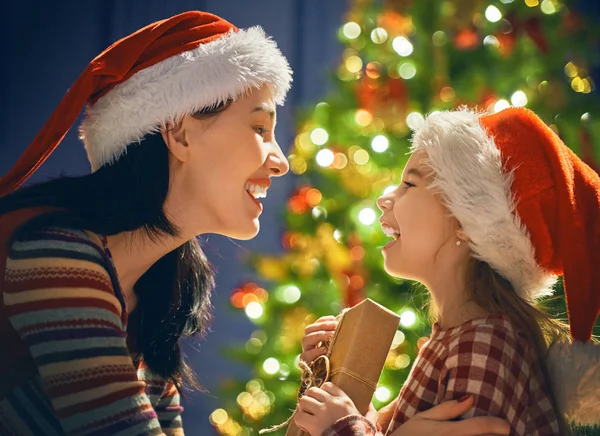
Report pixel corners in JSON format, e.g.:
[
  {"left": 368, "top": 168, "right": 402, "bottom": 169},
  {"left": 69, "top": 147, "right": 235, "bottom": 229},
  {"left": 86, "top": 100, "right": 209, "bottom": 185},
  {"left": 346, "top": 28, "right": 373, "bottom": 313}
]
[
  {"left": 315, "top": 315, "right": 336, "bottom": 323},
  {"left": 298, "top": 395, "right": 322, "bottom": 415},
  {"left": 320, "top": 382, "right": 348, "bottom": 398},
  {"left": 302, "top": 330, "right": 334, "bottom": 351},
  {"left": 299, "top": 346, "right": 327, "bottom": 364},
  {"left": 304, "top": 320, "right": 338, "bottom": 335},
  {"left": 303, "top": 386, "right": 330, "bottom": 403}
]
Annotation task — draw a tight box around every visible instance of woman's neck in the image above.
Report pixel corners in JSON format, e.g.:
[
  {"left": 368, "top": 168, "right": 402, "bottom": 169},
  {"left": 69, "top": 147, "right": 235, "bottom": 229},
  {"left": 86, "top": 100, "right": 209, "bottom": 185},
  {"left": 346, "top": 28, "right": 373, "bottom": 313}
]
[{"left": 105, "top": 230, "right": 186, "bottom": 313}]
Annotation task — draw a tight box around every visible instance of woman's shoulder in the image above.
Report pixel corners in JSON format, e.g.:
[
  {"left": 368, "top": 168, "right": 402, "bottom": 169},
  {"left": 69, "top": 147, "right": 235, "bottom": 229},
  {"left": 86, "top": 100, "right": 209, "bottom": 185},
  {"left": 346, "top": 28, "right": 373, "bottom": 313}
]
[{"left": 8, "top": 219, "right": 108, "bottom": 266}]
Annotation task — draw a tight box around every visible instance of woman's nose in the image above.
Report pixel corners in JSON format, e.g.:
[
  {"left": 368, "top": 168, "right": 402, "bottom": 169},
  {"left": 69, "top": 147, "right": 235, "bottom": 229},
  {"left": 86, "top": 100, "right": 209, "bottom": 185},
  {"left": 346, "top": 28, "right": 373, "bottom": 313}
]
[{"left": 268, "top": 139, "right": 289, "bottom": 177}]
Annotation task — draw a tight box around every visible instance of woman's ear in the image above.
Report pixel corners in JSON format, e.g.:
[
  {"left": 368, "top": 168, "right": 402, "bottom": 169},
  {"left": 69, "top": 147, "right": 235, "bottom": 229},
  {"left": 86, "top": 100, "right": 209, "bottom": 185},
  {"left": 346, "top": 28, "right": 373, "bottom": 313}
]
[{"left": 161, "top": 119, "right": 189, "bottom": 163}]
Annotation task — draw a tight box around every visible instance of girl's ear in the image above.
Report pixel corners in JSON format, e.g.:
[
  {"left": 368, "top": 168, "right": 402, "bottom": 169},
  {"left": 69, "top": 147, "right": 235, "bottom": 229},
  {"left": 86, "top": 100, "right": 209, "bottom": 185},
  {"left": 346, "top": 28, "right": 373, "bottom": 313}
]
[
  {"left": 161, "top": 119, "right": 189, "bottom": 163},
  {"left": 456, "top": 229, "right": 470, "bottom": 243}
]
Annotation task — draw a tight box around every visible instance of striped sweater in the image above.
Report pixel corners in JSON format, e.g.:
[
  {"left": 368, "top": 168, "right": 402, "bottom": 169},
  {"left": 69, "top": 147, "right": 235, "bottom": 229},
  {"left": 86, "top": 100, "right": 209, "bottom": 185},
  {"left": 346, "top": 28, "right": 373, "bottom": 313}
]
[{"left": 0, "top": 225, "right": 184, "bottom": 435}]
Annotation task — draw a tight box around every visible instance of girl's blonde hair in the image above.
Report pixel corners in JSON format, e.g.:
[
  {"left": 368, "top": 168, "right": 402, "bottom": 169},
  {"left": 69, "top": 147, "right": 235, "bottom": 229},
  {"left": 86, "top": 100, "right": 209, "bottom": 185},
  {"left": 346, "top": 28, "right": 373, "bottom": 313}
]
[{"left": 465, "top": 258, "right": 572, "bottom": 434}]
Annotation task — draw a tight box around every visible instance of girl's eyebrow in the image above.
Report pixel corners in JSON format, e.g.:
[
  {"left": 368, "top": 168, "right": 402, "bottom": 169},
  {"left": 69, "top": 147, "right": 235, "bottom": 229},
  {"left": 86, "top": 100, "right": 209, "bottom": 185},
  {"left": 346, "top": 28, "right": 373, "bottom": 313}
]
[{"left": 405, "top": 167, "right": 425, "bottom": 179}]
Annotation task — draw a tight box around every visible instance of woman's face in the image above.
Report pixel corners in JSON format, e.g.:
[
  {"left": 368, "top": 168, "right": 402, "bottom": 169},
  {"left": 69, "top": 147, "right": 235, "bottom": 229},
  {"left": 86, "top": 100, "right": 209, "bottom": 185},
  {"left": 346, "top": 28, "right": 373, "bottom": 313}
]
[
  {"left": 164, "top": 85, "right": 289, "bottom": 240},
  {"left": 376, "top": 152, "right": 461, "bottom": 282}
]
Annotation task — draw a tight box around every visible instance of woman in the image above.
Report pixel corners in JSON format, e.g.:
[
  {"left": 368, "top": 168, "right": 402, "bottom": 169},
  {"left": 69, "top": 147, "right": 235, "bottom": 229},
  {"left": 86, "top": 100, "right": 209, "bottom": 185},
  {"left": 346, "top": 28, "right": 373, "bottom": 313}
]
[
  {"left": 0, "top": 11, "right": 513, "bottom": 435},
  {"left": 296, "top": 108, "right": 600, "bottom": 435}
]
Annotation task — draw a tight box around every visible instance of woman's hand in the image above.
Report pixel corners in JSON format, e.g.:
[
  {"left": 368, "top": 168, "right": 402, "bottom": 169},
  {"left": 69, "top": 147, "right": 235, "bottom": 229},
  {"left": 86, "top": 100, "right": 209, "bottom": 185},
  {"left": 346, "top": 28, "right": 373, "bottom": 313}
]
[
  {"left": 294, "top": 382, "right": 359, "bottom": 436},
  {"left": 300, "top": 315, "right": 338, "bottom": 364},
  {"left": 391, "top": 396, "right": 511, "bottom": 436}
]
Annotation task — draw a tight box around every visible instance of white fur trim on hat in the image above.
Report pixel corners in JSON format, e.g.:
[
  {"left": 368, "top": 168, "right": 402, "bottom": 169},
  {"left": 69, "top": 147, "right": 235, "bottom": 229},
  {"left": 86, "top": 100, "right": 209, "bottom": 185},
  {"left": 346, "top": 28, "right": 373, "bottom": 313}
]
[
  {"left": 547, "top": 340, "right": 600, "bottom": 425},
  {"left": 79, "top": 26, "right": 292, "bottom": 171},
  {"left": 410, "top": 109, "right": 556, "bottom": 300}
]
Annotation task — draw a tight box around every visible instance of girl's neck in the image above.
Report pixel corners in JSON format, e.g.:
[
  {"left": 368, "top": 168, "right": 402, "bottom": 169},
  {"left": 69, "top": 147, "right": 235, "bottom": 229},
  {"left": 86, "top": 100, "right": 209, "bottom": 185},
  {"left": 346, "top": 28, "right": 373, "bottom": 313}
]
[
  {"left": 435, "top": 298, "right": 490, "bottom": 329},
  {"left": 423, "top": 265, "right": 490, "bottom": 329}
]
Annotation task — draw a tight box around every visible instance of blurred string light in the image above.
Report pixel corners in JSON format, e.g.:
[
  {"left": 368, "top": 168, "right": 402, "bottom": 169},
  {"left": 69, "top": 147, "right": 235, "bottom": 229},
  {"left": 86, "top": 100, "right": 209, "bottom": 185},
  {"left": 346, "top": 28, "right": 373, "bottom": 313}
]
[
  {"left": 510, "top": 90, "right": 527, "bottom": 106},
  {"left": 355, "top": 109, "right": 374, "bottom": 126},
  {"left": 483, "top": 35, "right": 500, "bottom": 48},
  {"left": 346, "top": 55, "right": 363, "bottom": 73},
  {"left": 398, "top": 62, "right": 416, "bottom": 79},
  {"left": 540, "top": 0, "right": 558, "bottom": 14},
  {"left": 383, "top": 185, "right": 397, "bottom": 195},
  {"left": 353, "top": 148, "right": 370, "bottom": 165},
  {"left": 343, "top": 22, "right": 361, "bottom": 39},
  {"left": 493, "top": 99, "right": 510, "bottom": 112},
  {"left": 245, "top": 301, "right": 263, "bottom": 320},
  {"left": 371, "top": 27, "right": 388, "bottom": 44},
  {"left": 209, "top": 409, "right": 246, "bottom": 436},
  {"left": 525, "top": 0, "right": 539, "bottom": 7},
  {"left": 231, "top": 283, "right": 268, "bottom": 309},
  {"left": 399, "top": 309, "right": 417, "bottom": 327},
  {"left": 311, "top": 128, "right": 329, "bottom": 146},
  {"left": 406, "top": 112, "right": 425, "bottom": 130},
  {"left": 280, "top": 285, "right": 301, "bottom": 304},
  {"left": 564, "top": 61, "right": 594, "bottom": 94},
  {"left": 316, "top": 149, "right": 335, "bottom": 167},
  {"left": 432, "top": 30, "right": 447, "bottom": 47},
  {"left": 263, "top": 358, "right": 280, "bottom": 375},
  {"left": 386, "top": 348, "right": 411, "bottom": 370},
  {"left": 391, "top": 330, "right": 406, "bottom": 348},
  {"left": 485, "top": 5, "right": 502, "bottom": 22},
  {"left": 358, "top": 207, "right": 377, "bottom": 225},
  {"left": 371, "top": 134, "right": 389, "bottom": 153},
  {"left": 392, "top": 36, "right": 413, "bottom": 56},
  {"left": 375, "top": 386, "right": 392, "bottom": 402}
]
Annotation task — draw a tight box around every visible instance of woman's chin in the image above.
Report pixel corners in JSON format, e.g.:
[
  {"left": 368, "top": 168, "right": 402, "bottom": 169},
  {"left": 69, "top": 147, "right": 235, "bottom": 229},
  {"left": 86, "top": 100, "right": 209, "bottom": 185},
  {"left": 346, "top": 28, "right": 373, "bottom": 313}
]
[{"left": 224, "top": 220, "right": 260, "bottom": 241}]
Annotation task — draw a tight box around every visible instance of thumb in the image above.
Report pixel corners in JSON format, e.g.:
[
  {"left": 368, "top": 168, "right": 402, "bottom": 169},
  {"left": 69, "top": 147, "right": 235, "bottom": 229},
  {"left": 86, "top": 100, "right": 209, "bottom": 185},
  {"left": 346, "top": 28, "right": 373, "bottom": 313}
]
[{"left": 415, "top": 396, "right": 473, "bottom": 421}]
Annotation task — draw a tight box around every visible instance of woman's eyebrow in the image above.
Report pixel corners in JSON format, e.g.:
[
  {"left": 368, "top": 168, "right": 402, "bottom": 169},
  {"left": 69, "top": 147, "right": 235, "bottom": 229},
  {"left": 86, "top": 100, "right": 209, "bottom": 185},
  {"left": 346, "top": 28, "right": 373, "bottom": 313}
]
[{"left": 251, "top": 104, "right": 276, "bottom": 120}]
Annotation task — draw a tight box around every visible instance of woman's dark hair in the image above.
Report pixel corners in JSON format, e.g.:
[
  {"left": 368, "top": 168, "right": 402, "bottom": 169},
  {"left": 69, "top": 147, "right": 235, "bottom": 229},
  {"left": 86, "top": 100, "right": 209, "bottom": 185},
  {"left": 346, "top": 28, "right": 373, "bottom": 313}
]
[{"left": 0, "top": 101, "right": 231, "bottom": 391}]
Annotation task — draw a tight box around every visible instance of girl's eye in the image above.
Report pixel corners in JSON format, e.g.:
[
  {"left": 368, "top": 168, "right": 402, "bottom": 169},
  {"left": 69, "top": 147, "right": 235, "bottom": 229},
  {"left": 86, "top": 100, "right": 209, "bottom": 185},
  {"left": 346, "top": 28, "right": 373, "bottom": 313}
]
[{"left": 403, "top": 181, "right": 415, "bottom": 188}]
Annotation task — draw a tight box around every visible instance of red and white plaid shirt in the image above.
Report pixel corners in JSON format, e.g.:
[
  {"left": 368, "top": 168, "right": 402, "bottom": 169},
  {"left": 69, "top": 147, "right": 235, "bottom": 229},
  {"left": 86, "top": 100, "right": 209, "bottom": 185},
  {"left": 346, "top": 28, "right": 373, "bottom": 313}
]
[{"left": 323, "top": 315, "right": 561, "bottom": 436}]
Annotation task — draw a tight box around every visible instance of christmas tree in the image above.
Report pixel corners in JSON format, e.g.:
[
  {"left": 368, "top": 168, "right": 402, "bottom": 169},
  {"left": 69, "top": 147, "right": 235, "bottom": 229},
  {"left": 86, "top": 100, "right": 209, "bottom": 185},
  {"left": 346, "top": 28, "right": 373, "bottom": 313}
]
[{"left": 210, "top": 0, "right": 600, "bottom": 434}]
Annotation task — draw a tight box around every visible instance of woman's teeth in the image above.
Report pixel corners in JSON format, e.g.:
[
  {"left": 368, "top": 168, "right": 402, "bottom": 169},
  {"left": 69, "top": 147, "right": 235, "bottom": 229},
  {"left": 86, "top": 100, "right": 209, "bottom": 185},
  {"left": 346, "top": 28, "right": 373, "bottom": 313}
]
[
  {"left": 245, "top": 182, "right": 268, "bottom": 199},
  {"left": 381, "top": 224, "right": 400, "bottom": 239}
]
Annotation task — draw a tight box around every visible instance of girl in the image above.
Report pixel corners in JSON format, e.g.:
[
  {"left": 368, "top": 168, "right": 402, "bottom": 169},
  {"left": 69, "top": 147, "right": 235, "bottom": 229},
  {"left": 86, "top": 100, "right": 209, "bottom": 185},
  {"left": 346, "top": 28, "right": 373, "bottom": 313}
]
[{"left": 295, "top": 108, "right": 600, "bottom": 436}]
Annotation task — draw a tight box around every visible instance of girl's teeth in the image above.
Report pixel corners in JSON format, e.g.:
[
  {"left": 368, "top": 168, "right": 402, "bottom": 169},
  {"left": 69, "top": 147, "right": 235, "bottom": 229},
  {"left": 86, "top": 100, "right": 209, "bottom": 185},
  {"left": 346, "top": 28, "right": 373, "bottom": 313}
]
[
  {"left": 381, "top": 225, "right": 400, "bottom": 239},
  {"left": 245, "top": 182, "right": 268, "bottom": 199}
]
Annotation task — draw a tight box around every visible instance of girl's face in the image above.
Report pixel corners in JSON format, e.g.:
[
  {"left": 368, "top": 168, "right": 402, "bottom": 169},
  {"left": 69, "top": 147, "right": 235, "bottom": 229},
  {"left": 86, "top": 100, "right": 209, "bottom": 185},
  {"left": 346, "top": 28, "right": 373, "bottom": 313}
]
[
  {"left": 164, "top": 85, "right": 289, "bottom": 240},
  {"left": 376, "top": 152, "right": 461, "bottom": 282}
]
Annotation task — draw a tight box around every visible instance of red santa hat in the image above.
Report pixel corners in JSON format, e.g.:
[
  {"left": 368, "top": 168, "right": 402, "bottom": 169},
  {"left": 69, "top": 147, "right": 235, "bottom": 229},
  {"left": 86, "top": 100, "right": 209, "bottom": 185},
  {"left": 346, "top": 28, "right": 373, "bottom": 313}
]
[
  {"left": 0, "top": 10, "right": 292, "bottom": 195},
  {"left": 411, "top": 107, "right": 600, "bottom": 425}
]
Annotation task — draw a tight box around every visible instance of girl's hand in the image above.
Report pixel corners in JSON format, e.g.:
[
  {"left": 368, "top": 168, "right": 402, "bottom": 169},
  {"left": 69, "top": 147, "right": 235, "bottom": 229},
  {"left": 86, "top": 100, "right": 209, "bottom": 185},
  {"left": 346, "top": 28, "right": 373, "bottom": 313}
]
[
  {"left": 300, "top": 315, "right": 338, "bottom": 364},
  {"left": 391, "top": 396, "right": 511, "bottom": 436},
  {"left": 294, "top": 382, "right": 359, "bottom": 436}
]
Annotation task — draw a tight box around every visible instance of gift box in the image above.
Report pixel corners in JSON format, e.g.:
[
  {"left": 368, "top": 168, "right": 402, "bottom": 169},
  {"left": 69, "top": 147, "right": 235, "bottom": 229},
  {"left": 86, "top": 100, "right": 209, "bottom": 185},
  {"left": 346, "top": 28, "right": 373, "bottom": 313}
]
[{"left": 285, "top": 298, "right": 400, "bottom": 436}]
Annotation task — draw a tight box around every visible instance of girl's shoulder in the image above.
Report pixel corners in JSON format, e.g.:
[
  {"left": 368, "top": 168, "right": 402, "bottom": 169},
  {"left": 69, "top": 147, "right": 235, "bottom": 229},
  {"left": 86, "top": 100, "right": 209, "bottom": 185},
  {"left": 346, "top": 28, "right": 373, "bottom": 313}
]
[{"left": 433, "top": 315, "right": 531, "bottom": 367}]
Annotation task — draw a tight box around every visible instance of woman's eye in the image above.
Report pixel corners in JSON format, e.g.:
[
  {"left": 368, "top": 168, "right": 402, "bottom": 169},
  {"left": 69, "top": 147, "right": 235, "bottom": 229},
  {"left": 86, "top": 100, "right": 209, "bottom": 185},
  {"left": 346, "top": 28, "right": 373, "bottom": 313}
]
[
  {"left": 254, "top": 127, "right": 269, "bottom": 136},
  {"left": 403, "top": 181, "right": 415, "bottom": 188}
]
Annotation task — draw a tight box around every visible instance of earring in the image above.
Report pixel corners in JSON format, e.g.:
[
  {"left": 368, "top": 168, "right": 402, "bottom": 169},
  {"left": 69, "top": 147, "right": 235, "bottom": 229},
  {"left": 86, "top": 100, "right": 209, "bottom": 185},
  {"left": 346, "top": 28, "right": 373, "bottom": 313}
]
[{"left": 456, "top": 240, "right": 462, "bottom": 246}]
